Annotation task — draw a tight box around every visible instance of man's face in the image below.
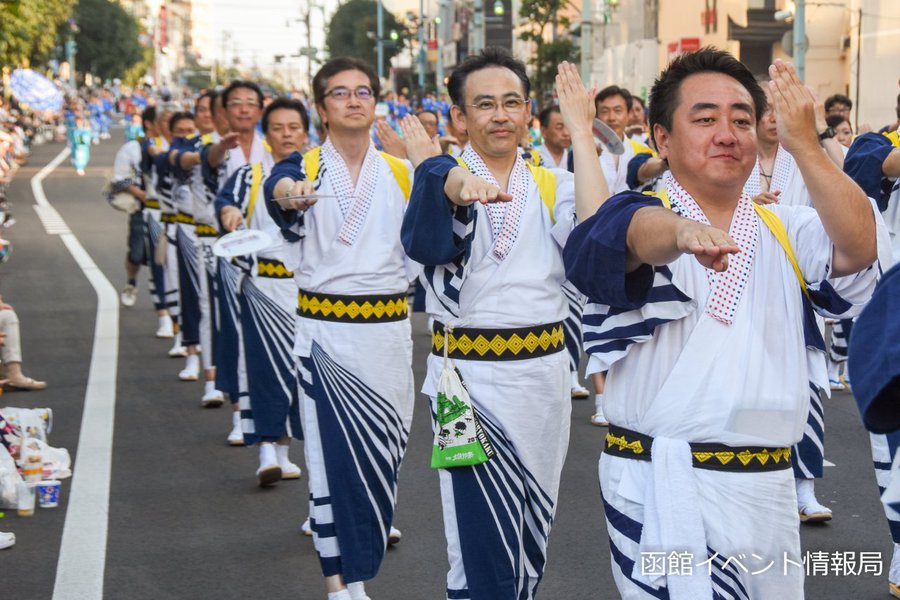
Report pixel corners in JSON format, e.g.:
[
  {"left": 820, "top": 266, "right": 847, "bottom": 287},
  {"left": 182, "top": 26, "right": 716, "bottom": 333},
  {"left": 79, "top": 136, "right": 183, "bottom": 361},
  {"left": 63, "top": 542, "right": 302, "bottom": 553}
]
[
  {"left": 157, "top": 111, "right": 174, "bottom": 139},
  {"left": 756, "top": 86, "right": 778, "bottom": 146},
  {"left": 452, "top": 66, "right": 528, "bottom": 160},
  {"left": 628, "top": 102, "right": 646, "bottom": 127},
  {"left": 171, "top": 117, "right": 196, "bottom": 139},
  {"left": 653, "top": 72, "right": 757, "bottom": 194},
  {"left": 541, "top": 111, "right": 571, "bottom": 152},
  {"left": 417, "top": 112, "right": 439, "bottom": 138},
  {"left": 225, "top": 87, "right": 262, "bottom": 133},
  {"left": 827, "top": 102, "right": 850, "bottom": 119},
  {"left": 596, "top": 94, "right": 629, "bottom": 138},
  {"left": 195, "top": 96, "right": 214, "bottom": 133},
  {"left": 265, "top": 108, "right": 308, "bottom": 161},
  {"left": 316, "top": 69, "right": 376, "bottom": 133}
]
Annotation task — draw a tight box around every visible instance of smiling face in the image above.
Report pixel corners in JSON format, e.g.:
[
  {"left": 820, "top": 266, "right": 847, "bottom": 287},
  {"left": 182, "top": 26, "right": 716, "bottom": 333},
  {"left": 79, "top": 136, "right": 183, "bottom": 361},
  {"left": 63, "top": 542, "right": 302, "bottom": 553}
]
[
  {"left": 596, "top": 94, "right": 629, "bottom": 139},
  {"left": 451, "top": 66, "right": 528, "bottom": 160},
  {"left": 654, "top": 72, "right": 758, "bottom": 201},
  {"left": 316, "top": 69, "right": 376, "bottom": 134}
]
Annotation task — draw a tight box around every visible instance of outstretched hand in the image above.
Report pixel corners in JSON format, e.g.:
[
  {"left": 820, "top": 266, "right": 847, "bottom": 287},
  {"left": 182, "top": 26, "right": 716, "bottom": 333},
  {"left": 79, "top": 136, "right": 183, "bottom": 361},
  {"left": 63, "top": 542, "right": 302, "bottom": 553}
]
[
  {"left": 399, "top": 115, "right": 441, "bottom": 167},
  {"left": 676, "top": 220, "right": 741, "bottom": 272},
  {"left": 220, "top": 131, "right": 241, "bottom": 150},
  {"left": 555, "top": 61, "right": 597, "bottom": 138},
  {"left": 446, "top": 168, "right": 513, "bottom": 207},
  {"left": 768, "top": 60, "right": 818, "bottom": 155}
]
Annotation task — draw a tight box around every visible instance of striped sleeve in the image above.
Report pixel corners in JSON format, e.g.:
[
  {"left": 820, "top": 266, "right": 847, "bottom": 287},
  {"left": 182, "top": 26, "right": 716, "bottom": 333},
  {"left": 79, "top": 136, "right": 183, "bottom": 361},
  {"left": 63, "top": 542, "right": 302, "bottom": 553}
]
[
  {"left": 263, "top": 151, "right": 306, "bottom": 242},
  {"left": 214, "top": 164, "right": 252, "bottom": 230},
  {"left": 564, "top": 191, "right": 695, "bottom": 370}
]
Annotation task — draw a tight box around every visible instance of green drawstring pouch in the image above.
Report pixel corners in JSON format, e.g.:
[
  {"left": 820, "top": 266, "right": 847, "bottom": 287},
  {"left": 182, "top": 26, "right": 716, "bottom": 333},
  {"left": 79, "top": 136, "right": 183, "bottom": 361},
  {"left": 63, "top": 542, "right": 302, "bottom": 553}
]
[{"left": 430, "top": 327, "right": 495, "bottom": 469}]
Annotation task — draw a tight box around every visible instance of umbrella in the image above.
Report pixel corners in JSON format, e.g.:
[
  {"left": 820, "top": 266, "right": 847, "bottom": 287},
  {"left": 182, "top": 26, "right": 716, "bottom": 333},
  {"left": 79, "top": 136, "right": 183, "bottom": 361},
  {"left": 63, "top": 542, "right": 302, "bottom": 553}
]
[{"left": 9, "top": 69, "right": 64, "bottom": 112}]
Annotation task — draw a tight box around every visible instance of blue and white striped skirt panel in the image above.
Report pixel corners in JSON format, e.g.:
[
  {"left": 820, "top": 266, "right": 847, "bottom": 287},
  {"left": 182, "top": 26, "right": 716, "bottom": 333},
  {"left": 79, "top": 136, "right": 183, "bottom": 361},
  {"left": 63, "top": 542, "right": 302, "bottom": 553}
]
[{"left": 792, "top": 382, "right": 825, "bottom": 480}]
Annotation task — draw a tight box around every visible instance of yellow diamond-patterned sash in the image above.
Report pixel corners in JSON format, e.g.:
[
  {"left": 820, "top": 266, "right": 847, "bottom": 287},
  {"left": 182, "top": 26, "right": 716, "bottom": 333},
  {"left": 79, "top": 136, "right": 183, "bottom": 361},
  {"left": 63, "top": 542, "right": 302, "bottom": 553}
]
[
  {"left": 605, "top": 425, "right": 791, "bottom": 473},
  {"left": 175, "top": 211, "right": 195, "bottom": 225},
  {"left": 297, "top": 289, "right": 408, "bottom": 323},
  {"left": 257, "top": 258, "right": 294, "bottom": 279},
  {"left": 160, "top": 213, "right": 178, "bottom": 224},
  {"left": 431, "top": 321, "right": 565, "bottom": 361},
  {"left": 144, "top": 198, "right": 161, "bottom": 210},
  {"left": 195, "top": 223, "right": 219, "bottom": 237}
]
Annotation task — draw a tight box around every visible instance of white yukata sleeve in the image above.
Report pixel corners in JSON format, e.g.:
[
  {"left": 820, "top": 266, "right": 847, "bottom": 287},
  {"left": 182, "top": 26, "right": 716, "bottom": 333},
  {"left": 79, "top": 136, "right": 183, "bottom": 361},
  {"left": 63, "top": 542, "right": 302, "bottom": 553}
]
[
  {"left": 548, "top": 167, "right": 576, "bottom": 248},
  {"left": 773, "top": 200, "right": 892, "bottom": 319}
]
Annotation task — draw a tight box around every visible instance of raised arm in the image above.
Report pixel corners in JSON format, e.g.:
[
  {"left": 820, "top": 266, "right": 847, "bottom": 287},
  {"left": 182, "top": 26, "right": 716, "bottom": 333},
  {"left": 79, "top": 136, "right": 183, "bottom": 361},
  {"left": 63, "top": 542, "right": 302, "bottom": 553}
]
[
  {"left": 555, "top": 61, "right": 608, "bottom": 221},
  {"left": 770, "top": 60, "right": 876, "bottom": 276}
]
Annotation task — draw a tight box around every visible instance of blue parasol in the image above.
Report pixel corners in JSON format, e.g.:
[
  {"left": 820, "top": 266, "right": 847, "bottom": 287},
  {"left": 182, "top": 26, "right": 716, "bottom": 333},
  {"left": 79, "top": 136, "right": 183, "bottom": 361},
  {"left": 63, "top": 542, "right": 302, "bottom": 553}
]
[{"left": 9, "top": 69, "right": 64, "bottom": 112}]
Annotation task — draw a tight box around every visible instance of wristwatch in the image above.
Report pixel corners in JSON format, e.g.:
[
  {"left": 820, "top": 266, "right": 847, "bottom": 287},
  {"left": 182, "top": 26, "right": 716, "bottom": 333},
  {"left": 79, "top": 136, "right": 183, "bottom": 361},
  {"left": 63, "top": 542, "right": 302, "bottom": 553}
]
[{"left": 818, "top": 127, "right": 836, "bottom": 141}]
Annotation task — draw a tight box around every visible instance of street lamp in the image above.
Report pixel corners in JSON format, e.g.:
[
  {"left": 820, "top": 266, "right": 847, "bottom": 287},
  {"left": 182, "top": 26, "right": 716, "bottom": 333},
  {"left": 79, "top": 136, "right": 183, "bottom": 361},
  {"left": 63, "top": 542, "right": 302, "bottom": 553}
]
[{"left": 493, "top": 0, "right": 504, "bottom": 16}]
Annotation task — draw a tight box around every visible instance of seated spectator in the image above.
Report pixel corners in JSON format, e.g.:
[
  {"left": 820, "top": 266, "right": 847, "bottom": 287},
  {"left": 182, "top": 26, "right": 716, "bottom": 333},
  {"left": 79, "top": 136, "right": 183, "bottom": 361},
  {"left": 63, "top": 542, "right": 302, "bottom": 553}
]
[{"left": 0, "top": 292, "right": 47, "bottom": 391}]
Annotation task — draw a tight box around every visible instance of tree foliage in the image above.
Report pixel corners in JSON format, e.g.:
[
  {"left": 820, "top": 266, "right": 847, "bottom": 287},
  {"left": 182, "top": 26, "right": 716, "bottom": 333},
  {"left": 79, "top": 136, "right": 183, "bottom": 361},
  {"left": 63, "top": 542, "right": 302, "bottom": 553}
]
[
  {"left": 0, "top": 0, "right": 76, "bottom": 67},
  {"left": 326, "top": 0, "right": 408, "bottom": 73},
  {"left": 517, "top": 0, "right": 579, "bottom": 98},
  {"left": 74, "top": 0, "right": 143, "bottom": 81}
]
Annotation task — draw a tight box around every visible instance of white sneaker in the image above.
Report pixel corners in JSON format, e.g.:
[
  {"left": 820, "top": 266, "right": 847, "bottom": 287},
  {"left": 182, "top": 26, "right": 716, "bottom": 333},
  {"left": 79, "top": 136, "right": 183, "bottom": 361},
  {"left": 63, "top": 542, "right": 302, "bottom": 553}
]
[
  {"left": 257, "top": 443, "right": 282, "bottom": 487},
  {"left": 388, "top": 525, "right": 402, "bottom": 545},
  {"left": 201, "top": 388, "right": 224, "bottom": 408},
  {"left": 156, "top": 316, "right": 174, "bottom": 338},
  {"left": 300, "top": 517, "right": 313, "bottom": 536},
  {"left": 227, "top": 412, "right": 244, "bottom": 446},
  {"left": 120, "top": 284, "right": 137, "bottom": 307},
  {"left": 0, "top": 531, "right": 14, "bottom": 550}
]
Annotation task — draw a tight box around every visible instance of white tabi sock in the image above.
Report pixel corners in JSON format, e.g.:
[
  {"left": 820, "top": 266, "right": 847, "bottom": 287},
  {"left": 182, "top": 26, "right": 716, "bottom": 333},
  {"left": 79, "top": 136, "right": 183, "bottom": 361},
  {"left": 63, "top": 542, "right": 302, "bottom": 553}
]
[
  {"left": 275, "top": 444, "right": 290, "bottom": 463},
  {"left": 327, "top": 591, "right": 352, "bottom": 600},
  {"left": 204, "top": 380, "right": 216, "bottom": 395},
  {"left": 159, "top": 314, "right": 172, "bottom": 329},
  {"left": 795, "top": 478, "right": 816, "bottom": 506},
  {"left": 594, "top": 394, "right": 605, "bottom": 415},
  {"left": 232, "top": 411, "right": 241, "bottom": 428},
  {"left": 183, "top": 354, "right": 200, "bottom": 372},
  {"left": 827, "top": 360, "right": 841, "bottom": 381},
  {"left": 259, "top": 442, "right": 277, "bottom": 467},
  {"left": 346, "top": 582, "right": 371, "bottom": 600}
]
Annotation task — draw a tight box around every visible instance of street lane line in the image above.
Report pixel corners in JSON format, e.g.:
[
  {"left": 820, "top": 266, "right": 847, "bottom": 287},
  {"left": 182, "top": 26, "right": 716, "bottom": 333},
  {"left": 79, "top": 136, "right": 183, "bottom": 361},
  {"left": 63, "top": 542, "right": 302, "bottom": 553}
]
[{"left": 33, "top": 147, "right": 119, "bottom": 600}]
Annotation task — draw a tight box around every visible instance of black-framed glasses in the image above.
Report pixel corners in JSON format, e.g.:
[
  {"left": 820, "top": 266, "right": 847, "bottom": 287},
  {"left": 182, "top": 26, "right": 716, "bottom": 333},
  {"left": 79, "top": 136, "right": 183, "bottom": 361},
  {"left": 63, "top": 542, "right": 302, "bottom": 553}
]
[
  {"left": 324, "top": 86, "right": 375, "bottom": 101},
  {"left": 467, "top": 97, "right": 527, "bottom": 114}
]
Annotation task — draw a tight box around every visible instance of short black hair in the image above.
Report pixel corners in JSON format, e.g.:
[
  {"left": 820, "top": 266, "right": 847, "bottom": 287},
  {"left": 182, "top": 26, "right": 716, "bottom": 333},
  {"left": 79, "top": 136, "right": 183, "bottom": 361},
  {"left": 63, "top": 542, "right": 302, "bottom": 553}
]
[
  {"left": 141, "top": 106, "right": 156, "bottom": 128},
  {"left": 648, "top": 47, "right": 767, "bottom": 148},
  {"left": 312, "top": 57, "right": 380, "bottom": 107},
  {"left": 222, "top": 80, "right": 264, "bottom": 109},
  {"left": 197, "top": 90, "right": 217, "bottom": 112},
  {"left": 447, "top": 46, "right": 530, "bottom": 110},
  {"left": 168, "top": 111, "right": 195, "bottom": 134},
  {"left": 825, "top": 114, "right": 850, "bottom": 130},
  {"left": 632, "top": 96, "right": 646, "bottom": 109},
  {"left": 538, "top": 105, "right": 561, "bottom": 128},
  {"left": 595, "top": 86, "right": 633, "bottom": 112},
  {"left": 824, "top": 94, "right": 852, "bottom": 112},
  {"left": 415, "top": 109, "right": 439, "bottom": 122},
  {"left": 261, "top": 97, "right": 310, "bottom": 134}
]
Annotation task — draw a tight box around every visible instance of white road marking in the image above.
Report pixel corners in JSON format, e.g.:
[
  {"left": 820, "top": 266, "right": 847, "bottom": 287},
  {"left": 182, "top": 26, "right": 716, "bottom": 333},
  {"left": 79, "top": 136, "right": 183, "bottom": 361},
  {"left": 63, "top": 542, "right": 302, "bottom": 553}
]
[{"left": 33, "top": 147, "right": 119, "bottom": 600}]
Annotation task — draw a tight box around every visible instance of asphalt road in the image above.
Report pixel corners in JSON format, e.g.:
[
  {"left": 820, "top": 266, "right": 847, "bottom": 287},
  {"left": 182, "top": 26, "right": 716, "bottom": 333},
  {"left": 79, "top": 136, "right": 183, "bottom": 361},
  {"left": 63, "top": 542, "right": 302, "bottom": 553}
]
[{"left": 0, "top": 136, "right": 894, "bottom": 600}]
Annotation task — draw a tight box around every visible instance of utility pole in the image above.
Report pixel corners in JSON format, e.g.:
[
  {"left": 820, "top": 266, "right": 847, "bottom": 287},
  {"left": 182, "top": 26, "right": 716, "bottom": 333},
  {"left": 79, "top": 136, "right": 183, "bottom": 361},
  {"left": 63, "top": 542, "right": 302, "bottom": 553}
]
[
  {"left": 418, "top": 0, "right": 426, "bottom": 88},
  {"left": 377, "top": 0, "right": 385, "bottom": 80},
  {"left": 472, "top": 0, "right": 484, "bottom": 54},
  {"left": 793, "top": 0, "right": 806, "bottom": 81},
  {"left": 580, "top": 0, "right": 591, "bottom": 83}
]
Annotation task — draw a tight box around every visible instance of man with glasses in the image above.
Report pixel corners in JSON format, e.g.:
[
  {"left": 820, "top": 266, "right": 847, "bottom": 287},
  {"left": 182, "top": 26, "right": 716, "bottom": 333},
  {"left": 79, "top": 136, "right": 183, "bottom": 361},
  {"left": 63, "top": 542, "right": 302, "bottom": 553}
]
[
  {"left": 265, "top": 57, "right": 414, "bottom": 600},
  {"left": 402, "top": 49, "right": 607, "bottom": 599}
]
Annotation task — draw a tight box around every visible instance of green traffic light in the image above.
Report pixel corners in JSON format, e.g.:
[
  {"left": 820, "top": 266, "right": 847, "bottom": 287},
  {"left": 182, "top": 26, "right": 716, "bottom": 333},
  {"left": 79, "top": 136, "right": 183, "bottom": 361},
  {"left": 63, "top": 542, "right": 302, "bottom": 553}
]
[{"left": 389, "top": 29, "right": 399, "bottom": 41}]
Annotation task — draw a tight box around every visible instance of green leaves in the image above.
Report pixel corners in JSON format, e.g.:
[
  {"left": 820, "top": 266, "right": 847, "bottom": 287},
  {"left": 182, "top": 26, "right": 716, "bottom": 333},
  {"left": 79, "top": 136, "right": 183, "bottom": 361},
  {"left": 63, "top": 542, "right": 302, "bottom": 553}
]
[
  {"left": 74, "top": 0, "right": 142, "bottom": 81},
  {"left": 0, "top": 0, "right": 75, "bottom": 67},
  {"left": 325, "top": 0, "right": 408, "bottom": 66}
]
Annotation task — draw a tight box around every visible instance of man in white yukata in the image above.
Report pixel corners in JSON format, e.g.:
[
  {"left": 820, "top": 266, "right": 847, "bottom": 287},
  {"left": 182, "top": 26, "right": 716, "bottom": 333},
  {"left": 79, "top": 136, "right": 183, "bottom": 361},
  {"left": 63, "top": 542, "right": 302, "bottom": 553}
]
[
  {"left": 564, "top": 49, "right": 886, "bottom": 599},
  {"left": 216, "top": 97, "right": 307, "bottom": 485},
  {"left": 537, "top": 105, "right": 571, "bottom": 169},
  {"left": 402, "top": 51, "right": 606, "bottom": 600},
  {"left": 265, "top": 57, "right": 415, "bottom": 600},
  {"left": 205, "top": 80, "right": 272, "bottom": 445}
]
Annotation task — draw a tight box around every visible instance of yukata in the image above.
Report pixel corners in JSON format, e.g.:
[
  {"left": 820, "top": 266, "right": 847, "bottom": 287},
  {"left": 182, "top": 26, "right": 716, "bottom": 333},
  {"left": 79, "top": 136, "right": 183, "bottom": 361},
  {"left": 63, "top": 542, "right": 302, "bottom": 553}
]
[
  {"left": 71, "top": 126, "right": 91, "bottom": 173},
  {"left": 140, "top": 137, "right": 172, "bottom": 313},
  {"left": 744, "top": 150, "right": 830, "bottom": 486},
  {"left": 210, "top": 133, "right": 272, "bottom": 404},
  {"left": 151, "top": 143, "right": 182, "bottom": 325},
  {"left": 110, "top": 140, "right": 147, "bottom": 269},
  {"left": 600, "top": 137, "right": 655, "bottom": 195},
  {"left": 171, "top": 133, "right": 219, "bottom": 365},
  {"left": 264, "top": 140, "right": 415, "bottom": 584},
  {"left": 564, "top": 174, "right": 889, "bottom": 599},
  {"left": 402, "top": 147, "right": 576, "bottom": 600},
  {"left": 215, "top": 161, "right": 301, "bottom": 446},
  {"left": 537, "top": 145, "right": 569, "bottom": 170}
]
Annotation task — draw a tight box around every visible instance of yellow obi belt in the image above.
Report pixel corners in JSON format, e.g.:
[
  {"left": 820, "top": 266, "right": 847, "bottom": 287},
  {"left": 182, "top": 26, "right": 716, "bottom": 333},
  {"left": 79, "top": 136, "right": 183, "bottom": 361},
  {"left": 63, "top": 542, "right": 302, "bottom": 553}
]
[
  {"left": 176, "top": 211, "right": 195, "bottom": 225},
  {"left": 195, "top": 223, "right": 219, "bottom": 238},
  {"left": 144, "top": 198, "right": 161, "bottom": 209},
  {"left": 431, "top": 320, "right": 564, "bottom": 361},
  {"left": 605, "top": 425, "right": 792, "bottom": 473},
  {"left": 296, "top": 289, "right": 408, "bottom": 323},
  {"left": 160, "top": 212, "right": 178, "bottom": 224},
  {"left": 257, "top": 258, "right": 293, "bottom": 279}
]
